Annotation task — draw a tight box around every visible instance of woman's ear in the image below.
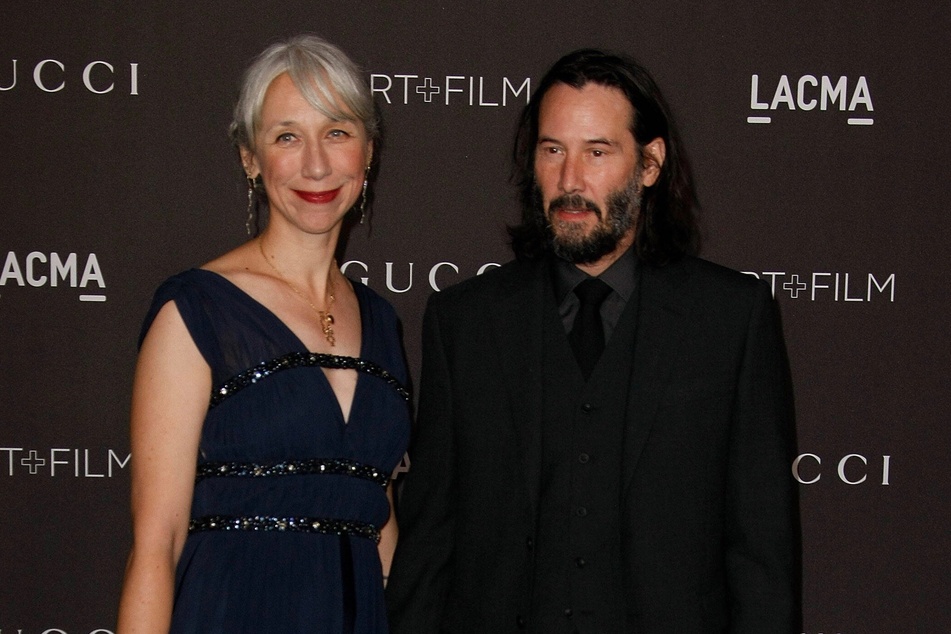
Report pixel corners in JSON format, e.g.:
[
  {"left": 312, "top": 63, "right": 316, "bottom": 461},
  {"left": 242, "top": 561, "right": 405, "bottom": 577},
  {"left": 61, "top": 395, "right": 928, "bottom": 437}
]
[{"left": 240, "top": 146, "right": 259, "bottom": 179}]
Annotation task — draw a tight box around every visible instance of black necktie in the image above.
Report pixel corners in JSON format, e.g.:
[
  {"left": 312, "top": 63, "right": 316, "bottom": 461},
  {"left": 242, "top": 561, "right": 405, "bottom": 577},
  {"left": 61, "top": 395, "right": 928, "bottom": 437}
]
[{"left": 568, "top": 277, "right": 613, "bottom": 379}]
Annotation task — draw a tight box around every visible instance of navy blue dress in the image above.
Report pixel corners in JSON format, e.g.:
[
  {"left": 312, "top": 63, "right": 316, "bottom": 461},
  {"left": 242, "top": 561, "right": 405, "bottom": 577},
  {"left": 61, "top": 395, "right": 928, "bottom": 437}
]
[{"left": 140, "top": 269, "right": 411, "bottom": 634}]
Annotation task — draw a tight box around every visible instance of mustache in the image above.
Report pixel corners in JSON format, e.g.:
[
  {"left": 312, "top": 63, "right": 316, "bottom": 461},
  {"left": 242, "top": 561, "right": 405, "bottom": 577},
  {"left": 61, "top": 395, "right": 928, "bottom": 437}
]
[{"left": 547, "top": 194, "right": 602, "bottom": 218}]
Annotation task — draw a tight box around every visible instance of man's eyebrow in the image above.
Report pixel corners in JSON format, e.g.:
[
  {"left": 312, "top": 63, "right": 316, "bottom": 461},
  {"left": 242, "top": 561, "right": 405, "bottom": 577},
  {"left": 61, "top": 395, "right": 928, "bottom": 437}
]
[{"left": 536, "top": 136, "right": 618, "bottom": 146}]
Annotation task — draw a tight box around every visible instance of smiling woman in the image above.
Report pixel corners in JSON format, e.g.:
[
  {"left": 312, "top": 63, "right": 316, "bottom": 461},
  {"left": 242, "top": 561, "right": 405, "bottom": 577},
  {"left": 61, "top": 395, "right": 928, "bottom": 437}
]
[{"left": 116, "top": 35, "right": 410, "bottom": 634}]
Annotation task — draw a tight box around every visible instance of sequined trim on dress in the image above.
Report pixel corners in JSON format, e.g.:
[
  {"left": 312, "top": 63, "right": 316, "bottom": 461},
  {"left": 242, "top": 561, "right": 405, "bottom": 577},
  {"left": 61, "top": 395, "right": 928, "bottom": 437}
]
[
  {"left": 188, "top": 515, "right": 381, "bottom": 543},
  {"left": 210, "top": 352, "right": 410, "bottom": 407},
  {"left": 195, "top": 458, "right": 389, "bottom": 487}
]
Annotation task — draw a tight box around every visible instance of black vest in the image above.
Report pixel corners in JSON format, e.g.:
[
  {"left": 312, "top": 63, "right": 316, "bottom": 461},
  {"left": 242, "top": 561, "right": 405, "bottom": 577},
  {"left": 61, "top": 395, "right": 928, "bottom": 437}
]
[{"left": 532, "top": 283, "right": 640, "bottom": 634}]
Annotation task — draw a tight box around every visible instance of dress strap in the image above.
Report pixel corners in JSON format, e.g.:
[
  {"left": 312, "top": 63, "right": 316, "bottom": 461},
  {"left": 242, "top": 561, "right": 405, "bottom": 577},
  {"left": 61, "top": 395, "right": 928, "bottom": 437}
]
[{"left": 210, "top": 352, "right": 410, "bottom": 407}]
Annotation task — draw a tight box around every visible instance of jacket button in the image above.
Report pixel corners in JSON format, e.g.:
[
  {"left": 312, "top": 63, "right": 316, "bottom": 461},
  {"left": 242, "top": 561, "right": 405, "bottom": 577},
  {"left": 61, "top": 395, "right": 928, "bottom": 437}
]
[
  {"left": 576, "top": 506, "right": 588, "bottom": 517},
  {"left": 578, "top": 452, "right": 590, "bottom": 464},
  {"left": 575, "top": 557, "right": 586, "bottom": 568},
  {"left": 516, "top": 614, "right": 527, "bottom": 629},
  {"left": 581, "top": 403, "right": 593, "bottom": 412},
  {"left": 564, "top": 608, "right": 573, "bottom": 617},
  {"left": 525, "top": 537, "right": 534, "bottom": 550}
]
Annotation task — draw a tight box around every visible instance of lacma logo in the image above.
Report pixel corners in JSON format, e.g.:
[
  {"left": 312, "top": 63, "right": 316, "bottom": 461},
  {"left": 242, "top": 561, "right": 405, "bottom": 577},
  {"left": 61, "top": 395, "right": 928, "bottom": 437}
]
[
  {"left": 371, "top": 73, "right": 530, "bottom": 107},
  {"left": 748, "top": 74, "right": 873, "bottom": 125},
  {"left": 0, "top": 251, "right": 107, "bottom": 302}
]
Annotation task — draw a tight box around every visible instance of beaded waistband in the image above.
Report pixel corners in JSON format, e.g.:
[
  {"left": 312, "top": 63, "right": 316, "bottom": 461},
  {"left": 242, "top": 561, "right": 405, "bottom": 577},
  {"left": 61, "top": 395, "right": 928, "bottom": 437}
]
[
  {"left": 188, "top": 515, "right": 381, "bottom": 543},
  {"left": 195, "top": 458, "right": 389, "bottom": 487}
]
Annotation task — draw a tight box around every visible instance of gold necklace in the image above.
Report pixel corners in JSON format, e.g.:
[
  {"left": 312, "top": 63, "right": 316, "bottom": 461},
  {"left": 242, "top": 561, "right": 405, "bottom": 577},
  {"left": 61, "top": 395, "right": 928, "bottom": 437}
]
[{"left": 258, "top": 239, "right": 337, "bottom": 346}]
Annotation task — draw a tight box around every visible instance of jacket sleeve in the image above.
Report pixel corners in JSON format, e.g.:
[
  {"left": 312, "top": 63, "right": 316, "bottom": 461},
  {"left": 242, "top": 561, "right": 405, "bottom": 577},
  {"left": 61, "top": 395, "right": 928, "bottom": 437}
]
[
  {"left": 386, "top": 292, "right": 457, "bottom": 632},
  {"left": 726, "top": 282, "right": 802, "bottom": 633}
]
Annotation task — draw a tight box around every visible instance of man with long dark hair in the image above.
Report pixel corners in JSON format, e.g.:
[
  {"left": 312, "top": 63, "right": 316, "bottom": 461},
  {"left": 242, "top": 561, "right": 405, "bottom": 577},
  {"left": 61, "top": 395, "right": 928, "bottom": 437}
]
[{"left": 388, "top": 49, "right": 800, "bottom": 633}]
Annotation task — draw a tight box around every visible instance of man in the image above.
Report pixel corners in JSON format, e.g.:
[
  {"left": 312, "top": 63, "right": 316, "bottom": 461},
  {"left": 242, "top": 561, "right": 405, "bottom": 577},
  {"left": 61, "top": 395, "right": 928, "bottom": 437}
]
[{"left": 387, "top": 49, "right": 800, "bottom": 633}]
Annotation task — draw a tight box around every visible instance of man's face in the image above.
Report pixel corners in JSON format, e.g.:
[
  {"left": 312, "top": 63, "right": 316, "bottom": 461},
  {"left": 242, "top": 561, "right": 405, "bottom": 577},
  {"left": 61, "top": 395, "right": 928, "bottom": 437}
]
[{"left": 533, "top": 82, "right": 653, "bottom": 265}]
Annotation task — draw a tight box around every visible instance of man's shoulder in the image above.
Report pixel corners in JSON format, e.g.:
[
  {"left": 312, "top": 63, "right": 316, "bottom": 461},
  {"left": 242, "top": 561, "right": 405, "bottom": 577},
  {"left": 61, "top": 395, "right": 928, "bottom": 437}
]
[
  {"left": 651, "top": 255, "right": 765, "bottom": 296},
  {"left": 430, "top": 258, "right": 542, "bottom": 308}
]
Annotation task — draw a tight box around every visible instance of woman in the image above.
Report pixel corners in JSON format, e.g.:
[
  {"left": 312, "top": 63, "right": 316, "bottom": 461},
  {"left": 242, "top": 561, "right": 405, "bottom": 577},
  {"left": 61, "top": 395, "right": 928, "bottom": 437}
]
[{"left": 117, "top": 35, "right": 410, "bottom": 633}]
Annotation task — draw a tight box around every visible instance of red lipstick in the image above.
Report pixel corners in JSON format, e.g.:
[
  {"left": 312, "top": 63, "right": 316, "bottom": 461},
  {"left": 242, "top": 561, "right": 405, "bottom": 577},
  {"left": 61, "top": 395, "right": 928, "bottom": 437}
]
[{"left": 293, "top": 187, "right": 341, "bottom": 204}]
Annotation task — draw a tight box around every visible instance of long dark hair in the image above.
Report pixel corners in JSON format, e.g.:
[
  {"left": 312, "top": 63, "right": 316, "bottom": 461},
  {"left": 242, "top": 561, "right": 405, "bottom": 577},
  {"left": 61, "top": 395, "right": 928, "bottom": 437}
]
[{"left": 509, "top": 49, "right": 700, "bottom": 265}]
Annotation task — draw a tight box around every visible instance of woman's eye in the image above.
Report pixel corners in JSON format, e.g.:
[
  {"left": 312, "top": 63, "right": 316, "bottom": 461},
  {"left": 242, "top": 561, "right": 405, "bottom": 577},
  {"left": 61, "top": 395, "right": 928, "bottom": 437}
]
[
  {"left": 276, "top": 132, "right": 296, "bottom": 143},
  {"left": 328, "top": 129, "right": 351, "bottom": 139}
]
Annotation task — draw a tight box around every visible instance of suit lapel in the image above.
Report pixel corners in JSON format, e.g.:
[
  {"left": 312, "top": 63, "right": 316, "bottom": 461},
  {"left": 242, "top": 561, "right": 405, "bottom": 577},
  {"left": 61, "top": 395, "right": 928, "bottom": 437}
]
[
  {"left": 488, "top": 259, "right": 550, "bottom": 520},
  {"left": 622, "top": 259, "right": 697, "bottom": 492}
]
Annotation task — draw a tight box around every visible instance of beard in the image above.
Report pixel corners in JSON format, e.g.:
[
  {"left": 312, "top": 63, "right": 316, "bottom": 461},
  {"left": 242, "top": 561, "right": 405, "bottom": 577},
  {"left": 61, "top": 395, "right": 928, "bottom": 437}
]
[{"left": 535, "top": 175, "right": 642, "bottom": 264}]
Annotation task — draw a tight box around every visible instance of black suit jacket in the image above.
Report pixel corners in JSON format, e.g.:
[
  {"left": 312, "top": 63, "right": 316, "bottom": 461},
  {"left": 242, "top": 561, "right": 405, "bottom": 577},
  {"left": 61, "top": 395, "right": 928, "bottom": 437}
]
[{"left": 387, "top": 255, "right": 800, "bottom": 633}]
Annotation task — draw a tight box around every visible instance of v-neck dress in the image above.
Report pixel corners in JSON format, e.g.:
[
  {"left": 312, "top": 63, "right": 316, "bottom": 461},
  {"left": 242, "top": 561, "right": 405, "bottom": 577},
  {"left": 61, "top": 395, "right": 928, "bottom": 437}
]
[{"left": 139, "top": 268, "right": 411, "bottom": 634}]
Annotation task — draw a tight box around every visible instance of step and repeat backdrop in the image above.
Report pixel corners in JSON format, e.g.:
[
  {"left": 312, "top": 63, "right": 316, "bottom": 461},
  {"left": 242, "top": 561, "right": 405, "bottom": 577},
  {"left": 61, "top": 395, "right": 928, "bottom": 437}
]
[{"left": 1, "top": 1, "right": 948, "bottom": 632}]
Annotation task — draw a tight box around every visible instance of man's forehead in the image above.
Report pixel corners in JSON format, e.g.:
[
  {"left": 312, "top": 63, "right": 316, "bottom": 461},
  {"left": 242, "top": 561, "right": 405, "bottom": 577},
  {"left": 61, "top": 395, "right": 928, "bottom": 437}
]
[{"left": 537, "top": 82, "right": 636, "bottom": 138}]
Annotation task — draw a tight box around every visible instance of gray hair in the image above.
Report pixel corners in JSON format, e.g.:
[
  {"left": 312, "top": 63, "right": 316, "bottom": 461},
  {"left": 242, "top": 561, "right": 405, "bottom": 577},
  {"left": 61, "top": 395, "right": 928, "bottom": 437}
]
[{"left": 230, "top": 34, "right": 379, "bottom": 151}]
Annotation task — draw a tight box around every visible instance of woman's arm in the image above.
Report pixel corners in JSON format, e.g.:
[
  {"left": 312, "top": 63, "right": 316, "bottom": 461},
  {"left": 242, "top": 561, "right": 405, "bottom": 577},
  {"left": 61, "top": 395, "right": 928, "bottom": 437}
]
[
  {"left": 116, "top": 301, "right": 211, "bottom": 633},
  {"left": 377, "top": 481, "right": 399, "bottom": 587}
]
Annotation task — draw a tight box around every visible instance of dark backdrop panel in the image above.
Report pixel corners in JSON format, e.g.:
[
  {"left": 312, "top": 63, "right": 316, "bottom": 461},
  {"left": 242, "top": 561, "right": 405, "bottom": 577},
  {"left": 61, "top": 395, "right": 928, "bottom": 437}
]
[{"left": 1, "top": 2, "right": 948, "bottom": 631}]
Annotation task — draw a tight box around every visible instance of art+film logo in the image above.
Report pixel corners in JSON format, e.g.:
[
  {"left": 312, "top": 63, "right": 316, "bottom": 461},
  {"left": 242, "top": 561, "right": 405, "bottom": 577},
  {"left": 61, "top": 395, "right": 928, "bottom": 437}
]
[
  {"left": 0, "top": 447, "right": 129, "bottom": 478},
  {"left": 370, "top": 72, "right": 530, "bottom": 107},
  {"left": 0, "top": 629, "right": 114, "bottom": 634},
  {"left": 747, "top": 73, "right": 874, "bottom": 126},
  {"left": 0, "top": 251, "right": 107, "bottom": 302},
  {"left": 744, "top": 270, "right": 895, "bottom": 303},
  {"left": 0, "top": 57, "right": 139, "bottom": 95}
]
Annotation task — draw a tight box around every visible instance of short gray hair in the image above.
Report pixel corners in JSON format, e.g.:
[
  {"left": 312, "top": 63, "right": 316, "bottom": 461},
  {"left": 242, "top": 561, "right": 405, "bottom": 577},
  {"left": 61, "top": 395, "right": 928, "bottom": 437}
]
[{"left": 230, "top": 34, "right": 379, "bottom": 151}]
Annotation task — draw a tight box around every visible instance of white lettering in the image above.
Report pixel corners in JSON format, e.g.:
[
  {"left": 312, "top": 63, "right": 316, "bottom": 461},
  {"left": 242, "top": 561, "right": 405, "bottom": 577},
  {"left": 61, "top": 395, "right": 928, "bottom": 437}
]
[
  {"left": 82, "top": 60, "right": 114, "bottom": 94},
  {"left": 34, "top": 59, "right": 66, "bottom": 92},
  {"left": 109, "top": 450, "right": 131, "bottom": 477},
  {"left": 428, "top": 262, "right": 459, "bottom": 291},
  {"left": 821, "top": 76, "right": 848, "bottom": 111},
  {"left": 503, "top": 77, "right": 530, "bottom": 106},
  {"left": 882, "top": 455, "right": 891, "bottom": 485},
  {"left": 477, "top": 76, "right": 498, "bottom": 107},
  {"left": 0, "top": 58, "right": 16, "bottom": 91},
  {"left": 385, "top": 262, "right": 413, "bottom": 293},
  {"left": 26, "top": 251, "right": 48, "bottom": 287},
  {"left": 444, "top": 75, "right": 465, "bottom": 105},
  {"left": 80, "top": 253, "right": 106, "bottom": 288},
  {"left": 868, "top": 273, "right": 895, "bottom": 302},
  {"left": 792, "top": 453, "right": 821, "bottom": 484},
  {"left": 477, "top": 262, "right": 501, "bottom": 275},
  {"left": 770, "top": 75, "right": 795, "bottom": 110},
  {"left": 849, "top": 76, "right": 873, "bottom": 111},
  {"left": 51, "top": 252, "right": 78, "bottom": 287},
  {"left": 1, "top": 252, "right": 25, "bottom": 286},
  {"left": 837, "top": 454, "right": 867, "bottom": 485},
  {"left": 797, "top": 75, "right": 818, "bottom": 110},
  {"left": 340, "top": 260, "right": 369, "bottom": 285},
  {"left": 370, "top": 73, "right": 394, "bottom": 104},
  {"left": 843, "top": 273, "right": 864, "bottom": 302},
  {"left": 85, "top": 449, "right": 105, "bottom": 477},
  {"left": 811, "top": 272, "right": 832, "bottom": 301},
  {"left": 50, "top": 448, "right": 70, "bottom": 477},
  {"left": 0, "top": 447, "right": 23, "bottom": 476},
  {"left": 750, "top": 75, "right": 769, "bottom": 110},
  {"left": 130, "top": 62, "right": 139, "bottom": 95}
]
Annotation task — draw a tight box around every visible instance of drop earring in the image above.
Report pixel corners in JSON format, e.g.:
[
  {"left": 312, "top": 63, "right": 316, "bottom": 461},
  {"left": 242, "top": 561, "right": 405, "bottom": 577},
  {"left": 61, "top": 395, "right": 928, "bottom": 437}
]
[
  {"left": 359, "top": 165, "right": 369, "bottom": 225},
  {"left": 245, "top": 176, "right": 255, "bottom": 236}
]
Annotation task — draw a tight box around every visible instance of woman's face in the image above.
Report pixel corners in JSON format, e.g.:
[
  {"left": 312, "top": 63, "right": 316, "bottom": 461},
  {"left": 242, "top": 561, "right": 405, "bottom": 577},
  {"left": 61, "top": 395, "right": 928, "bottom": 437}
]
[{"left": 243, "top": 72, "right": 371, "bottom": 238}]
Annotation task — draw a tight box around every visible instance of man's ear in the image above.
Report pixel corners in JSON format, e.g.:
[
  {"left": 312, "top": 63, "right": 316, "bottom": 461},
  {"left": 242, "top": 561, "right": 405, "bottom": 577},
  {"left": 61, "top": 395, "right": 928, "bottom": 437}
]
[{"left": 639, "top": 137, "right": 666, "bottom": 187}]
